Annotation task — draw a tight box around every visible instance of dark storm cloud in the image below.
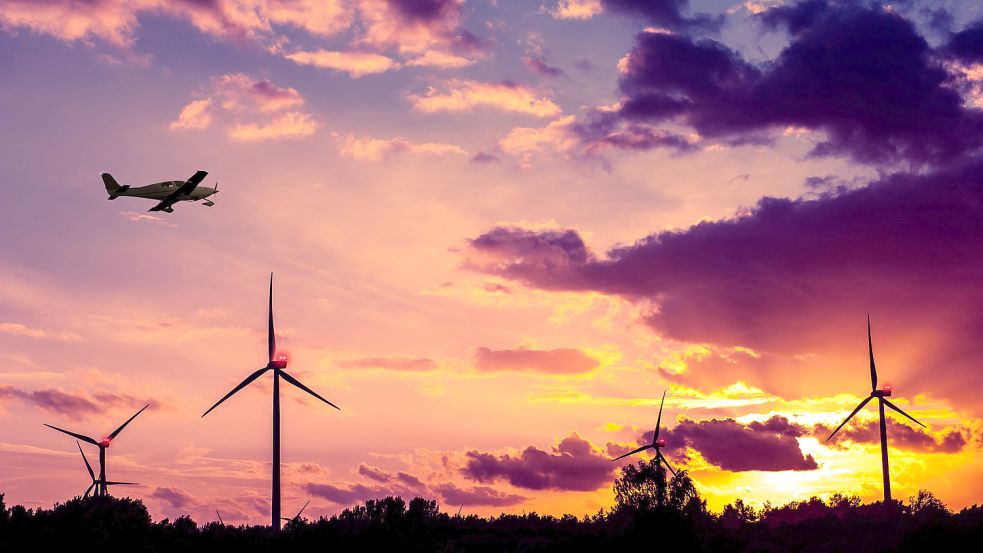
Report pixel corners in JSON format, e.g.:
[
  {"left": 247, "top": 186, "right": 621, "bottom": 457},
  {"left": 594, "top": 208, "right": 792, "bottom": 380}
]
[
  {"left": 591, "top": 2, "right": 983, "bottom": 165},
  {"left": 462, "top": 433, "right": 615, "bottom": 491},
  {"left": 943, "top": 19, "right": 983, "bottom": 63}
]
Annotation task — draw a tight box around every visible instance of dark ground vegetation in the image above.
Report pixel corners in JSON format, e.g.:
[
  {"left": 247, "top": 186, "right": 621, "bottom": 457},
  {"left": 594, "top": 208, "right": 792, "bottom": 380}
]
[{"left": 1, "top": 459, "right": 979, "bottom": 552}]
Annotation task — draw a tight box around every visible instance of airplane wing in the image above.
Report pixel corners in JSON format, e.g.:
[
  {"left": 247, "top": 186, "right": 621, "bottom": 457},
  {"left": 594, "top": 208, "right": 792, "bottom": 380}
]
[{"left": 148, "top": 170, "right": 207, "bottom": 212}]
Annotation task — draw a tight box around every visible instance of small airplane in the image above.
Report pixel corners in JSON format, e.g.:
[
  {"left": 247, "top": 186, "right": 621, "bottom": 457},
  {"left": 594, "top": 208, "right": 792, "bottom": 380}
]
[{"left": 101, "top": 170, "right": 217, "bottom": 213}]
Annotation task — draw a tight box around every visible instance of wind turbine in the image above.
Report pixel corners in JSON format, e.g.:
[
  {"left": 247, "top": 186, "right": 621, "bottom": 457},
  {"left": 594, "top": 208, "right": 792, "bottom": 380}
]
[
  {"left": 77, "top": 441, "right": 138, "bottom": 498},
  {"left": 45, "top": 404, "right": 149, "bottom": 496},
  {"left": 826, "top": 316, "right": 925, "bottom": 502},
  {"left": 202, "top": 273, "right": 339, "bottom": 530},
  {"left": 612, "top": 390, "right": 676, "bottom": 476},
  {"left": 281, "top": 500, "right": 310, "bottom": 525}
]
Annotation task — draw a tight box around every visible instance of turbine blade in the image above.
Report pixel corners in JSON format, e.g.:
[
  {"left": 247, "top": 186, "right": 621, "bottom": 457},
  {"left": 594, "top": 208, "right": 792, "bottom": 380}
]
[
  {"left": 85, "top": 483, "right": 94, "bottom": 498},
  {"left": 109, "top": 404, "right": 150, "bottom": 440},
  {"left": 868, "top": 315, "right": 877, "bottom": 392},
  {"left": 657, "top": 451, "right": 677, "bottom": 477},
  {"left": 654, "top": 389, "right": 666, "bottom": 441},
  {"left": 44, "top": 424, "right": 98, "bottom": 445},
  {"left": 202, "top": 367, "right": 271, "bottom": 417},
  {"left": 826, "top": 396, "right": 873, "bottom": 442},
  {"left": 105, "top": 481, "right": 139, "bottom": 485},
  {"left": 269, "top": 273, "right": 275, "bottom": 363},
  {"left": 611, "top": 444, "right": 652, "bottom": 462},
  {"left": 279, "top": 370, "right": 340, "bottom": 410},
  {"left": 882, "top": 398, "right": 926, "bottom": 428},
  {"left": 77, "top": 441, "right": 94, "bottom": 479},
  {"left": 296, "top": 500, "right": 310, "bottom": 519}
]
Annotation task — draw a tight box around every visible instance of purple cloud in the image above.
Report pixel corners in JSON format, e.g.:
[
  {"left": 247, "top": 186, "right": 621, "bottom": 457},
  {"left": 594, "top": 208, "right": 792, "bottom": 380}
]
[
  {"left": 473, "top": 347, "right": 599, "bottom": 374},
  {"left": 656, "top": 418, "right": 819, "bottom": 472},
  {"left": 311, "top": 463, "right": 524, "bottom": 508},
  {"left": 601, "top": 0, "right": 721, "bottom": 32},
  {"left": 944, "top": 19, "right": 983, "bottom": 63},
  {"left": 471, "top": 151, "right": 500, "bottom": 164},
  {"left": 592, "top": 3, "right": 983, "bottom": 165},
  {"left": 462, "top": 433, "right": 615, "bottom": 491},
  {"left": 358, "top": 464, "right": 393, "bottom": 482},
  {"left": 152, "top": 486, "right": 193, "bottom": 509},
  {"left": 431, "top": 483, "right": 527, "bottom": 507},
  {"left": 463, "top": 160, "right": 983, "bottom": 409},
  {"left": 388, "top": 0, "right": 455, "bottom": 23},
  {"left": 523, "top": 56, "right": 566, "bottom": 77},
  {"left": 815, "top": 419, "right": 968, "bottom": 454},
  {"left": 0, "top": 385, "right": 152, "bottom": 418}
]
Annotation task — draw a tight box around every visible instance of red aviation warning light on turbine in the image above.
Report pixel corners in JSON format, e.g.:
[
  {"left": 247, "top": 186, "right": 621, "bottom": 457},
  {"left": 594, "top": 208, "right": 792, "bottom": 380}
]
[
  {"left": 202, "top": 273, "right": 339, "bottom": 531},
  {"left": 612, "top": 390, "right": 677, "bottom": 476},
  {"left": 826, "top": 316, "right": 926, "bottom": 503},
  {"left": 44, "top": 404, "right": 149, "bottom": 497}
]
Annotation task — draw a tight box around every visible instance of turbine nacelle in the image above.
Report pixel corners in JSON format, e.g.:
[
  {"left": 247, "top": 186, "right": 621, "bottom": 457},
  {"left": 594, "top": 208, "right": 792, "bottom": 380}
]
[
  {"left": 271, "top": 353, "right": 288, "bottom": 370},
  {"left": 99, "top": 437, "right": 112, "bottom": 448},
  {"left": 655, "top": 438, "right": 666, "bottom": 448},
  {"left": 873, "top": 384, "right": 892, "bottom": 397}
]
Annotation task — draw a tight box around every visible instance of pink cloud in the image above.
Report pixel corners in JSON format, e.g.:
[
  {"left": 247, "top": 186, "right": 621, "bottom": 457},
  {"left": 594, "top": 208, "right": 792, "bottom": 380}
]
[
  {"left": 280, "top": 49, "right": 398, "bottom": 77},
  {"left": 170, "top": 73, "right": 316, "bottom": 141},
  {"left": 228, "top": 111, "right": 318, "bottom": 142},
  {"left": 473, "top": 347, "right": 599, "bottom": 375},
  {"left": 409, "top": 80, "right": 561, "bottom": 117},
  {"left": 0, "top": 1, "right": 353, "bottom": 49},
  {"left": 0, "top": 322, "right": 80, "bottom": 341},
  {"left": 168, "top": 98, "right": 213, "bottom": 131}
]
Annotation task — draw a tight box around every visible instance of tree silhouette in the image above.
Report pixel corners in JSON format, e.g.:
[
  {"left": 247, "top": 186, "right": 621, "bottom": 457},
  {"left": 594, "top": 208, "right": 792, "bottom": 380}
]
[{"left": 0, "top": 480, "right": 980, "bottom": 552}]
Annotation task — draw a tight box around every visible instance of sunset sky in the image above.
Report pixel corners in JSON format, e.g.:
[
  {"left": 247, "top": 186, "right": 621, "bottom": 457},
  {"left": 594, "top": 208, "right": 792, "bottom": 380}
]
[{"left": 2, "top": 0, "right": 983, "bottom": 525}]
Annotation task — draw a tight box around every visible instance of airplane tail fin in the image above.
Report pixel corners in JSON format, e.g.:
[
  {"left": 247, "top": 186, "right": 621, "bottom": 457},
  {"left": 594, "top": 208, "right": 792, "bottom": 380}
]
[{"left": 101, "top": 173, "right": 129, "bottom": 199}]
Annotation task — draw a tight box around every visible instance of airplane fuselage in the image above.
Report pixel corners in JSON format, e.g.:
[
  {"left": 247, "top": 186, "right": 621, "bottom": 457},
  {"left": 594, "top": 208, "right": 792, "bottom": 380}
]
[{"left": 116, "top": 181, "right": 217, "bottom": 201}]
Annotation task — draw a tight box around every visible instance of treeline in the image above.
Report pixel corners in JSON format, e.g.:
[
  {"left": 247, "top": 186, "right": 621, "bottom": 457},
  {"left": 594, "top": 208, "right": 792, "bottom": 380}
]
[{"left": 1, "top": 460, "right": 980, "bottom": 552}]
